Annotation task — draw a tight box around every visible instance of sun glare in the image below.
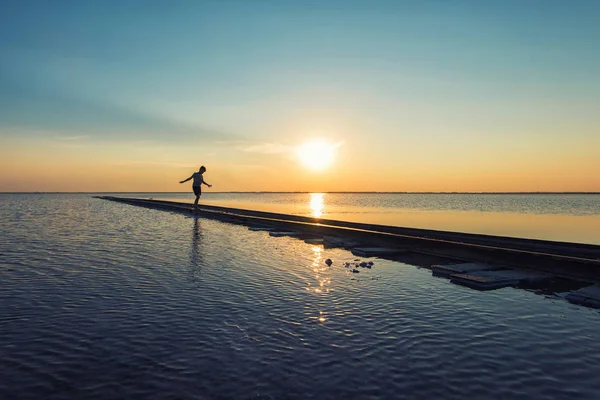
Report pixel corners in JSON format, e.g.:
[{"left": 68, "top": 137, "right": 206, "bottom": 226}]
[{"left": 296, "top": 140, "right": 338, "bottom": 171}]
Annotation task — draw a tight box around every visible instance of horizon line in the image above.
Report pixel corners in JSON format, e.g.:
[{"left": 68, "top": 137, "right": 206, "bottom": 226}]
[{"left": 2, "top": 191, "right": 600, "bottom": 195}]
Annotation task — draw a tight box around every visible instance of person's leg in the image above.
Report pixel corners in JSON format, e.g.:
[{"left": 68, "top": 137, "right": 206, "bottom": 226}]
[{"left": 193, "top": 186, "right": 201, "bottom": 210}]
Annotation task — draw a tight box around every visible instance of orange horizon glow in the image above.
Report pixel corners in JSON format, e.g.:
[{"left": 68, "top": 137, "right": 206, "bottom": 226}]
[
  {"left": 1, "top": 133, "right": 599, "bottom": 193},
  {"left": 1, "top": 159, "right": 599, "bottom": 193}
]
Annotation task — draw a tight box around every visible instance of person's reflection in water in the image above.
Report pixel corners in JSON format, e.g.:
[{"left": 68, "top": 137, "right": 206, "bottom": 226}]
[{"left": 189, "top": 217, "right": 204, "bottom": 282}]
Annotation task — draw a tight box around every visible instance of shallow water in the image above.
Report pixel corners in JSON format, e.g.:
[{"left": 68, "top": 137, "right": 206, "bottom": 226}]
[
  {"left": 2, "top": 194, "right": 600, "bottom": 399},
  {"left": 146, "top": 192, "right": 600, "bottom": 244}
]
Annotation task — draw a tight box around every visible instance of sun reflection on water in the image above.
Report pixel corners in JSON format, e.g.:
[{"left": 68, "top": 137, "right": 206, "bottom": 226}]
[
  {"left": 310, "top": 193, "right": 325, "bottom": 218},
  {"left": 306, "top": 245, "right": 331, "bottom": 323}
]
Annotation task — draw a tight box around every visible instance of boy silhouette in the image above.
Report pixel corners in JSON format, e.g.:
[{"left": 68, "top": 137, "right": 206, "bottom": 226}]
[{"left": 180, "top": 166, "right": 212, "bottom": 210}]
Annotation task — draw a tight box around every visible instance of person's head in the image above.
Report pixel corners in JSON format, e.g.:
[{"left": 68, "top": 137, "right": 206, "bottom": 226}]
[{"left": 199, "top": 166, "right": 206, "bottom": 173}]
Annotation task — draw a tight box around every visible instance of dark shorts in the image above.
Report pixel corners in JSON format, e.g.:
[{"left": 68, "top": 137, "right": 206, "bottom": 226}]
[{"left": 193, "top": 186, "right": 202, "bottom": 196}]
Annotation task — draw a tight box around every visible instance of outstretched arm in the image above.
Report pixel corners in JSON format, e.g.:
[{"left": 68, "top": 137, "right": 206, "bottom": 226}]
[
  {"left": 202, "top": 180, "right": 212, "bottom": 188},
  {"left": 179, "top": 175, "right": 193, "bottom": 184}
]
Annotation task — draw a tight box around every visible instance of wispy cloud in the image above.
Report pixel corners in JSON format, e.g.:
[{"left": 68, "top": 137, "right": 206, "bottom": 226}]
[
  {"left": 239, "top": 142, "right": 293, "bottom": 154},
  {"left": 0, "top": 63, "right": 241, "bottom": 144},
  {"left": 50, "top": 143, "right": 87, "bottom": 149},
  {"left": 55, "top": 135, "right": 89, "bottom": 140},
  {"left": 110, "top": 161, "right": 197, "bottom": 168}
]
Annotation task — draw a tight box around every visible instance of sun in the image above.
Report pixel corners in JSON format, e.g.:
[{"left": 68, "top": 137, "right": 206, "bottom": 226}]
[{"left": 296, "top": 140, "right": 339, "bottom": 171}]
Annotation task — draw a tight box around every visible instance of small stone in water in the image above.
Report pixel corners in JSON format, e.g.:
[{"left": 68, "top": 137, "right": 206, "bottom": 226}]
[
  {"left": 352, "top": 269, "right": 360, "bottom": 273},
  {"left": 325, "top": 259, "right": 333, "bottom": 266}
]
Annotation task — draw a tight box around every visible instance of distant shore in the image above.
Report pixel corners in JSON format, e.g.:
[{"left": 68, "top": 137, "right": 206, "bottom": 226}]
[{"left": 3, "top": 191, "right": 600, "bottom": 195}]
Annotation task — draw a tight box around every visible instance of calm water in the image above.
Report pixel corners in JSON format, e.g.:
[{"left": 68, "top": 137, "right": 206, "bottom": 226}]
[
  {"left": 140, "top": 192, "right": 600, "bottom": 244},
  {"left": 2, "top": 194, "right": 600, "bottom": 399}
]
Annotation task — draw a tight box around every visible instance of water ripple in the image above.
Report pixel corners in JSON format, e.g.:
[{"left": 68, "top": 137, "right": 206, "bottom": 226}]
[{"left": 1, "top": 194, "right": 600, "bottom": 399}]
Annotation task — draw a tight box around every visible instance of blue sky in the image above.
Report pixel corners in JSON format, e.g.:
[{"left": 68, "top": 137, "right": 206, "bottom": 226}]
[{"left": 1, "top": 0, "right": 599, "bottom": 191}]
